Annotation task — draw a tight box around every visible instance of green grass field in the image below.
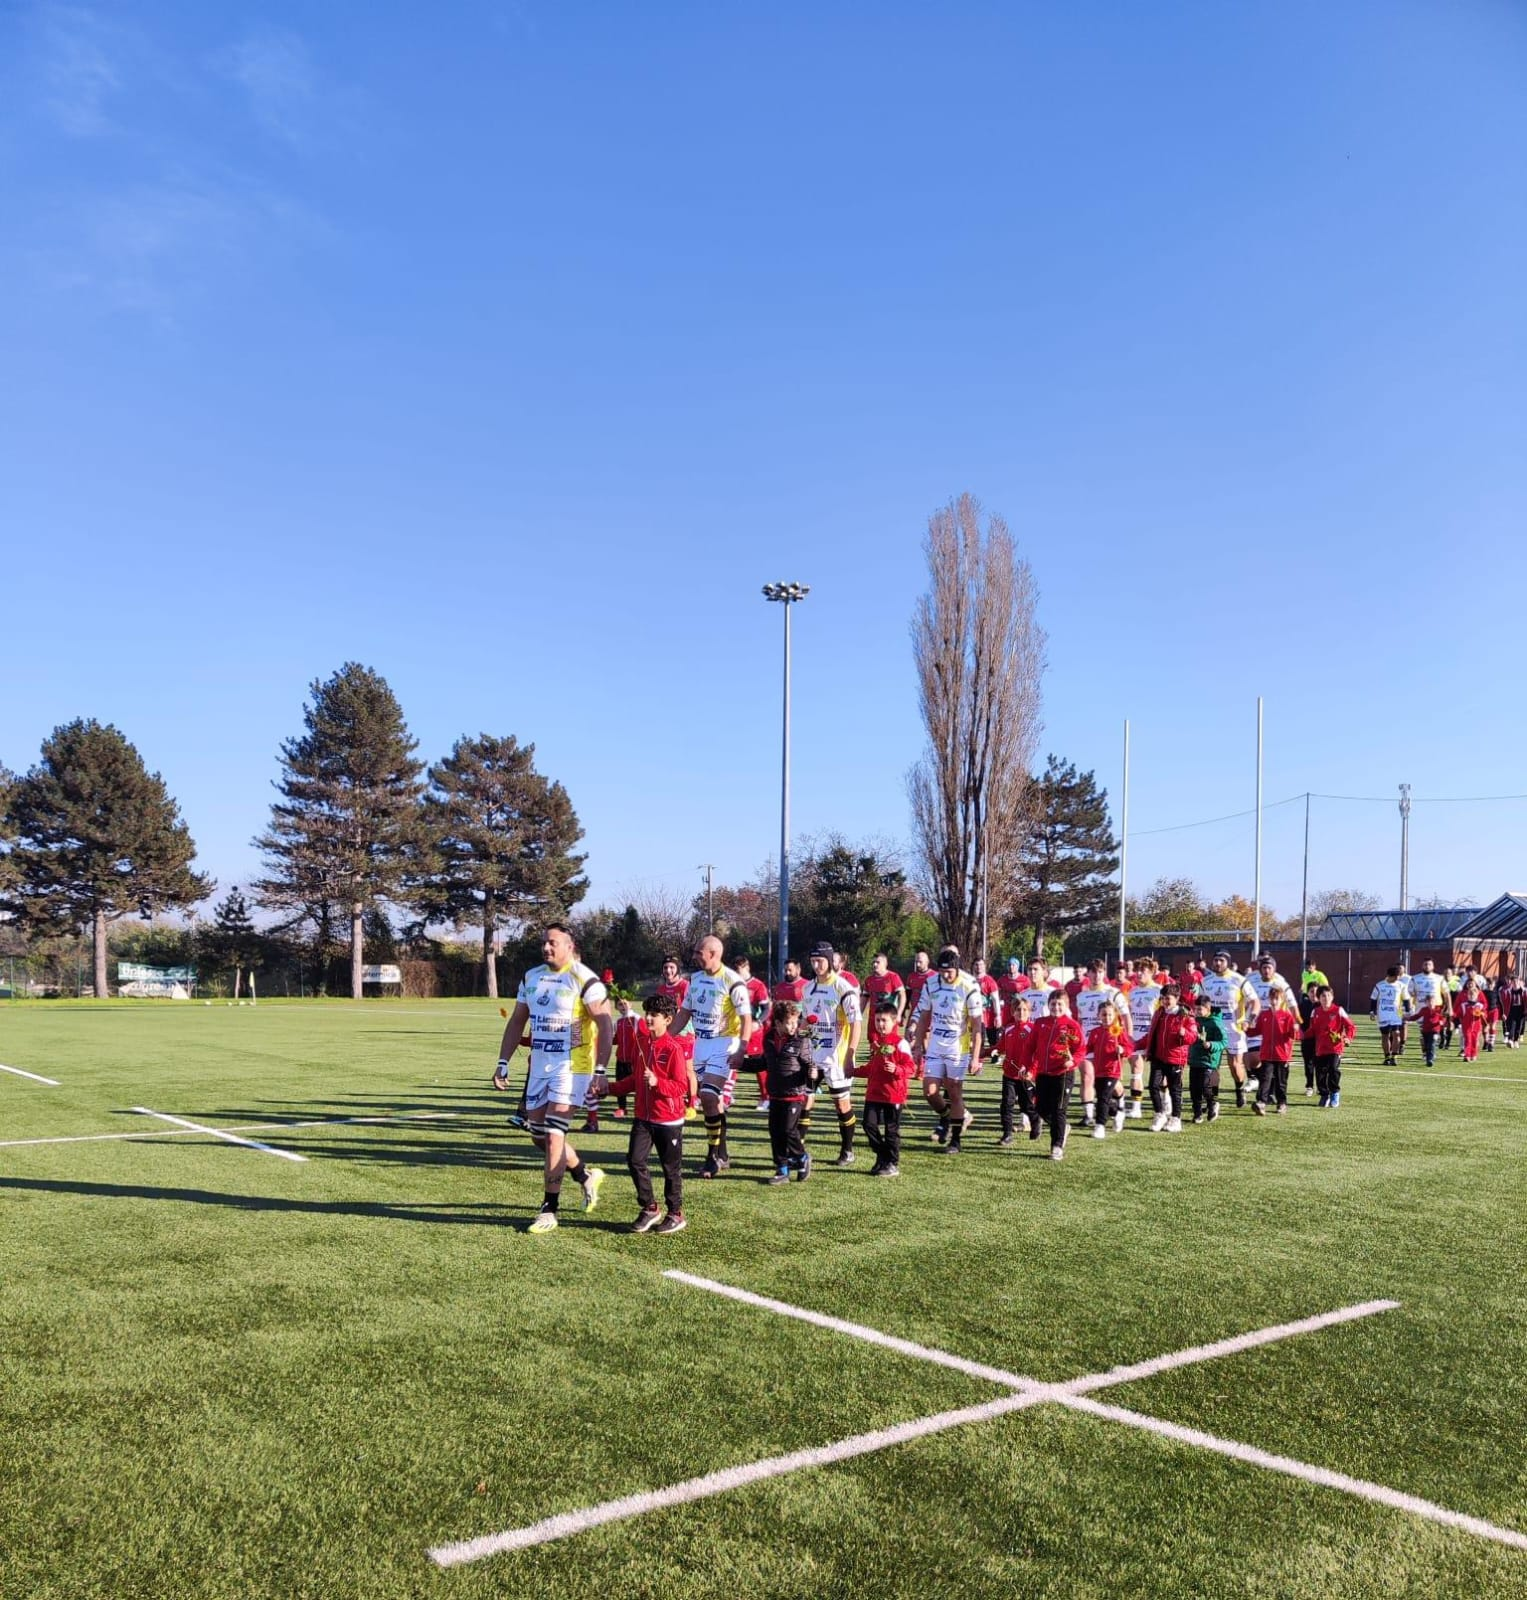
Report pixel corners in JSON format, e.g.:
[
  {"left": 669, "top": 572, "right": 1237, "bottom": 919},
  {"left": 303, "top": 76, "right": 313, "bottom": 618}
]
[{"left": 2, "top": 1000, "right": 1525, "bottom": 1599}]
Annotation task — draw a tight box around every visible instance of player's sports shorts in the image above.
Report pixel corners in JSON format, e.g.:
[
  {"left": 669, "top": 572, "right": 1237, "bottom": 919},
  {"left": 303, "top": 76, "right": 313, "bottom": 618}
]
[
  {"left": 923, "top": 1049, "right": 972, "bottom": 1083},
  {"left": 525, "top": 1059, "right": 588, "bottom": 1111},
  {"left": 1219, "top": 1018, "right": 1248, "bottom": 1055},
  {"left": 694, "top": 1036, "right": 741, "bottom": 1082},
  {"left": 811, "top": 1052, "right": 854, "bottom": 1095}
]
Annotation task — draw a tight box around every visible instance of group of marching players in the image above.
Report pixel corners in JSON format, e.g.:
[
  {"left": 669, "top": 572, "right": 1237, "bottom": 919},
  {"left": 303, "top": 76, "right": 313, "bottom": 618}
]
[{"left": 496, "top": 923, "right": 1517, "bottom": 1233}]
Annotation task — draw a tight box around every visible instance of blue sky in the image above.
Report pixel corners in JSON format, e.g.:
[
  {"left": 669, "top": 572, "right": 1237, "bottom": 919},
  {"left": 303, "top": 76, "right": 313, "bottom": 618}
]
[{"left": 3, "top": 0, "right": 1525, "bottom": 926}]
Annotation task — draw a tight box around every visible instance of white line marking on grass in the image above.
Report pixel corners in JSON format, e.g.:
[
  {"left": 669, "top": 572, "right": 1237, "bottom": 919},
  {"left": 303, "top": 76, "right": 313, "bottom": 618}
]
[
  {"left": 0, "top": 1063, "right": 60, "bottom": 1085},
  {"left": 0, "top": 1111, "right": 457, "bottom": 1150},
  {"left": 428, "top": 1389, "right": 1044, "bottom": 1567},
  {"left": 1057, "top": 1393, "right": 1527, "bottom": 1553},
  {"left": 663, "top": 1270, "right": 1036, "bottom": 1390},
  {"left": 131, "top": 1108, "right": 307, "bottom": 1162}
]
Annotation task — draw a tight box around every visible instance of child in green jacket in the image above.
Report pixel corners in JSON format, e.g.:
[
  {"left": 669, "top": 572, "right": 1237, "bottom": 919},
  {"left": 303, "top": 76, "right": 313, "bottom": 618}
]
[{"left": 1189, "top": 996, "right": 1227, "bottom": 1123}]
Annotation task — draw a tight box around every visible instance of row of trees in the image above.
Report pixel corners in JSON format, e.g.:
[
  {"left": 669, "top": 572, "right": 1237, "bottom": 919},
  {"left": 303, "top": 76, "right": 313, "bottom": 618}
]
[{"left": 0, "top": 665, "right": 588, "bottom": 998}]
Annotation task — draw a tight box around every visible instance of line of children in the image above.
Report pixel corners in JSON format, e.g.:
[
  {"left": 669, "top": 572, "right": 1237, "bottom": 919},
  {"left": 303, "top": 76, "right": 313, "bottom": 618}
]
[{"left": 851, "top": 999, "right": 920, "bottom": 1176}]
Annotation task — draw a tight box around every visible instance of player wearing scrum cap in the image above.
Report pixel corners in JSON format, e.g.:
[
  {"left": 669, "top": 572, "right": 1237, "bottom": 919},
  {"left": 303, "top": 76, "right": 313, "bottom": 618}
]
[
  {"left": 1124, "top": 956, "right": 1164, "bottom": 1119},
  {"left": 494, "top": 923, "right": 612, "bottom": 1232},
  {"left": 910, "top": 945, "right": 986, "bottom": 1152},
  {"left": 801, "top": 941, "right": 863, "bottom": 1165},
  {"left": 1198, "top": 950, "right": 1261, "bottom": 1108}
]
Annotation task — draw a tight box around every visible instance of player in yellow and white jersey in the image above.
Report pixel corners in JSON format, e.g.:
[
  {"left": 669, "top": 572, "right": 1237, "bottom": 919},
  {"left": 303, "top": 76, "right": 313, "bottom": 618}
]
[
  {"left": 673, "top": 936, "right": 754, "bottom": 1177},
  {"left": 801, "top": 941, "right": 863, "bottom": 1166},
  {"left": 495, "top": 924, "right": 611, "bottom": 1232},
  {"left": 1199, "top": 951, "right": 1261, "bottom": 1107},
  {"left": 910, "top": 945, "right": 986, "bottom": 1152}
]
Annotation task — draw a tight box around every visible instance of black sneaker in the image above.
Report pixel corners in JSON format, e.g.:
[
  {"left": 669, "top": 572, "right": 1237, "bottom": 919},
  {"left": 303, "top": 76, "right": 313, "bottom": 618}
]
[
  {"left": 1235, "top": 1085, "right": 1246, "bottom": 1108},
  {"left": 631, "top": 1206, "right": 662, "bottom": 1233},
  {"left": 997, "top": 1133, "right": 1013, "bottom": 1148},
  {"left": 698, "top": 1155, "right": 719, "bottom": 1180},
  {"left": 796, "top": 1150, "right": 812, "bottom": 1182},
  {"left": 931, "top": 1121, "right": 948, "bottom": 1146},
  {"left": 767, "top": 1167, "right": 791, "bottom": 1186},
  {"left": 652, "top": 1212, "right": 687, "bottom": 1234},
  {"left": 944, "top": 1140, "right": 960, "bottom": 1154}
]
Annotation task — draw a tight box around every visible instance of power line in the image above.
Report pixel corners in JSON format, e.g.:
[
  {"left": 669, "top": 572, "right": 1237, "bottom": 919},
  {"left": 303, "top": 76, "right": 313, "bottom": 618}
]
[
  {"left": 1128, "top": 794, "right": 1302, "bottom": 838},
  {"left": 1129, "top": 788, "right": 1527, "bottom": 839}
]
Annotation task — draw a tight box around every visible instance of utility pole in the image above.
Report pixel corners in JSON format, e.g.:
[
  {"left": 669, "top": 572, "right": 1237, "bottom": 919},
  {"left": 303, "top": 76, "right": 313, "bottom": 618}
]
[
  {"left": 1253, "top": 697, "right": 1264, "bottom": 958},
  {"left": 762, "top": 582, "right": 810, "bottom": 970},
  {"left": 699, "top": 863, "right": 715, "bottom": 933},
  {"left": 1399, "top": 782, "right": 1413, "bottom": 970}
]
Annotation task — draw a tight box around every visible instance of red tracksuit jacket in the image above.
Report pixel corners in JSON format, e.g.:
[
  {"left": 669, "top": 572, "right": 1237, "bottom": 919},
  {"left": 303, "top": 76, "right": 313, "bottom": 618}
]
[
  {"left": 1254, "top": 1009, "right": 1299, "bottom": 1063},
  {"left": 998, "top": 1020, "right": 1035, "bottom": 1080},
  {"left": 1142, "top": 1006, "right": 1199, "bottom": 1066},
  {"left": 1086, "top": 1021, "right": 1133, "bottom": 1080},
  {"left": 1302, "top": 1005, "right": 1356, "bottom": 1055},
  {"left": 852, "top": 1031, "right": 919, "bottom": 1105},
  {"left": 1026, "top": 1014, "right": 1086, "bottom": 1076},
  {"left": 606, "top": 1028, "right": 693, "bottom": 1123}
]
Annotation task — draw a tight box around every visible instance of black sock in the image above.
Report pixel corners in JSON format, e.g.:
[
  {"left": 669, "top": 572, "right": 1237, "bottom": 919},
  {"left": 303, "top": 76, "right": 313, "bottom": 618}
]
[
  {"left": 541, "top": 1192, "right": 560, "bottom": 1213},
  {"left": 836, "top": 1106, "right": 855, "bottom": 1154},
  {"left": 567, "top": 1160, "right": 588, "bottom": 1186}
]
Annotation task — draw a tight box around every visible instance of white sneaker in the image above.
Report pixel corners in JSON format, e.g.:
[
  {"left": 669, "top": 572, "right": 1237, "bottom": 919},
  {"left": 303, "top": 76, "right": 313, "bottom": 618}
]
[
  {"left": 1017, "top": 1113, "right": 1030, "bottom": 1133},
  {"left": 1050, "top": 1144, "right": 1065, "bottom": 1161},
  {"left": 527, "top": 1210, "right": 559, "bottom": 1233},
  {"left": 1128, "top": 1101, "right": 1142, "bottom": 1119},
  {"left": 1113, "top": 1109, "right": 1126, "bottom": 1133},
  {"left": 1166, "top": 1116, "right": 1183, "bottom": 1133},
  {"left": 1149, "top": 1112, "right": 1168, "bottom": 1133},
  {"left": 1083, "top": 1104, "right": 1096, "bottom": 1126},
  {"left": 1091, "top": 1123, "right": 1106, "bottom": 1140},
  {"left": 960, "top": 1108, "right": 975, "bottom": 1134}
]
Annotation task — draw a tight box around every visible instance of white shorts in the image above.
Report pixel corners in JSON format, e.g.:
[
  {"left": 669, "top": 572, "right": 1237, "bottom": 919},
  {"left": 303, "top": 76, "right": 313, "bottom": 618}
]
[
  {"left": 1220, "top": 1020, "right": 1247, "bottom": 1055},
  {"left": 924, "top": 1051, "right": 972, "bottom": 1083},
  {"left": 813, "top": 1053, "right": 854, "bottom": 1095},
  {"left": 694, "top": 1035, "right": 741, "bottom": 1080},
  {"left": 525, "top": 1060, "right": 592, "bottom": 1112}
]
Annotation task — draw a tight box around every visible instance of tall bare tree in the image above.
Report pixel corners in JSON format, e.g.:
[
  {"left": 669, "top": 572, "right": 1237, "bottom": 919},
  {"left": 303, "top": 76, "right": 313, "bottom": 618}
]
[{"left": 908, "top": 494, "right": 1045, "bottom": 958}]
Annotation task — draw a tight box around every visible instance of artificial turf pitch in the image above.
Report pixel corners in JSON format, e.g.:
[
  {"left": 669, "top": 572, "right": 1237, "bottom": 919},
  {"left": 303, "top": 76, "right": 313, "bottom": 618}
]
[{"left": 1, "top": 1000, "right": 1524, "bottom": 1599}]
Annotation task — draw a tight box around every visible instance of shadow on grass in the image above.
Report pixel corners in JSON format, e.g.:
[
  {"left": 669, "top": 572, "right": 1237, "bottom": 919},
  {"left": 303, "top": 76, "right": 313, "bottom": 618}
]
[{"left": 0, "top": 1175, "right": 637, "bottom": 1233}]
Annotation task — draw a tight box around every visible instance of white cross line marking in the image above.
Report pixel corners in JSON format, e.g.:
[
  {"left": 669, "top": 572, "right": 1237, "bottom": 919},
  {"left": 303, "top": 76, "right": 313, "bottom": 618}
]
[
  {"left": 1058, "top": 1393, "right": 1527, "bottom": 1553},
  {"left": 0, "top": 1112, "right": 458, "bottom": 1150},
  {"left": 0, "top": 1063, "right": 61, "bottom": 1085},
  {"left": 132, "top": 1108, "right": 307, "bottom": 1162},
  {"left": 1344, "top": 1066, "right": 1525, "bottom": 1085},
  {"left": 430, "top": 1389, "right": 1047, "bottom": 1567},
  {"left": 429, "top": 1283, "right": 1431, "bottom": 1568}
]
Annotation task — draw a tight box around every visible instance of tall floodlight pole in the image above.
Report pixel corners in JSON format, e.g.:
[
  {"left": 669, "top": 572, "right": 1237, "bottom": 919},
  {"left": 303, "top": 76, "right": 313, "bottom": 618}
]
[
  {"left": 1300, "top": 791, "right": 1311, "bottom": 971},
  {"left": 699, "top": 864, "right": 715, "bottom": 933},
  {"left": 1253, "top": 697, "right": 1264, "bottom": 958},
  {"left": 1399, "top": 782, "right": 1413, "bottom": 969},
  {"left": 1118, "top": 720, "right": 1130, "bottom": 967},
  {"left": 763, "top": 582, "right": 810, "bottom": 971}
]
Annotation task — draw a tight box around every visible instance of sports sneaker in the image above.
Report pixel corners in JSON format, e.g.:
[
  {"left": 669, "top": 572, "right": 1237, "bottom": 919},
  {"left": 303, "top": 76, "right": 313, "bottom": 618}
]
[
  {"left": 943, "top": 1140, "right": 960, "bottom": 1154},
  {"left": 1253, "top": 1102, "right": 1266, "bottom": 1117},
  {"left": 1113, "top": 1109, "right": 1126, "bottom": 1133},
  {"left": 1128, "top": 1101, "right": 1142, "bottom": 1119},
  {"left": 767, "top": 1167, "right": 791, "bottom": 1185},
  {"left": 527, "top": 1209, "right": 558, "bottom": 1233},
  {"left": 1330, "top": 1091, "right": 1341, "bottom": 1108},
  {"left": 796, "top": 1150, "right": 812, "bottom": 1182},
  {"left": 1091, "top": 1123, "right": 1106, "bottom": 1140},
  {"left": 653, "top": 1211, "right": 687, "bottom": 1234},
  {"left": 1192, "top": 1112, "right": 1206, "bottom": 1125},
  {"left": 1235, "top": 1085, "right": 1246, "bottom": 1108},
  {"left": 1150, "top": 1112, "right": 1168, "bottom": 1133},
  {"left": 631, "top": 1206, "right": 662, "bottom": 1233},
  {"left": 581, "top": 1116, "right": 599, "bottom": 1135},
  {"left": 507, "top": 1112, "right": 529, "bottom": 1130},
  {"left": 931, "top": 1121, "right": 948, "bottom": 1146},
  {"left": 1017, "top": 1113, "right": 1031, "bottom": 1133},
  {"left": 960, "top": 1108, "right": 975, "bottom": 1135},
  {"left": 1276, "top": 1103, "right": 1288, "bottom": 1116},
  {"left": 581, "top": 1168, "right": 605, "bottom": 1211},
  {"left": 1304, "top": 1086, "right": 1315, "bottom": 1096},
  {"left": 1082, "top": 1105, "right": 1096, "bottom": 1127},
  {"left": 1318, "top": 1094, "right": 1330, "bottom": 1107},
  {"left": 1207, "top": 1103, "right": 1220, "bottom": 1122},
  {"left": 1166, "top": 1116, "right": 1182, "bottom": 1133},
  {"left": 997, "top": 1133, "right": 1014, "bottom": 1148},
  {"left": 698, "top": 1155, "right": 719, "bottom": 1180},
  {"left": 832, "top": 1150, "right": 855, "bottom": 1168},
  {"left": 1050, "top": 1144, "right": 1064, "bottom": 1161},
  {"left": 757, "top": 1099, "right": 771, "bottom": 1113},
  {"left": 879, "top": 1162, "right": 900, "bottom": 1178},
  {"left": 715, "top": 1152, "right": 731, "bottom": 1171}
]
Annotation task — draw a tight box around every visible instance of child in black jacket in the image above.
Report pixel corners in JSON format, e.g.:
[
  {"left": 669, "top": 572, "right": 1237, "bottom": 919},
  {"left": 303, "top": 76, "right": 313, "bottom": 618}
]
[{"left": 762, "top": 1001, "right": 819, "bottom": 1183}]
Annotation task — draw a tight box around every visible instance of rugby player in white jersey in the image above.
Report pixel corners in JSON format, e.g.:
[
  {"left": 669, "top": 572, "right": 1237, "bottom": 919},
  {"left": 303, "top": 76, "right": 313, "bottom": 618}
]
[
  {"left": 1125, "top": 957, "right": 1164, "bottom": 1120},
  {"left": 671, "top": 935, "right": 754, "bottom": 1177},
  {"left": 1199, "top": 950, "right": 1261, "bottom": 1107},
  {"left": 1072, "top": 955, "right": 1125, "bottom": 1127},
  {"left": 800, "top": 941, "right": 862, "bottom": 1165},
  {"left": 494, "top": 923, "right": 612, "bottom": 1232},
  {"left": 1370, "top": 964, "right": 1413, "bottom": 1064},
  {"left": 910, "top": 945, "right": 986, "bottom": 1151}
]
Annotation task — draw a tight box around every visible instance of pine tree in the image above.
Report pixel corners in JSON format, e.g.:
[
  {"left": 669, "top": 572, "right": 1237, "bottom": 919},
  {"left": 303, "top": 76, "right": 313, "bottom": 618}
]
[
  {"left": 1010, "top": 755, "right": 1120, "bottom": 957},
  {"left": 2, "top": 720, "right": 209, "bottom": 997},
  {"left": 412, "top": 734, "right": 586, "bottom": 998},
  {"left": 203, "top": 886, "right": 261, "bottom": 998},
  {"left": 254, "top": 664, "right": 424, "bottom": 999}
]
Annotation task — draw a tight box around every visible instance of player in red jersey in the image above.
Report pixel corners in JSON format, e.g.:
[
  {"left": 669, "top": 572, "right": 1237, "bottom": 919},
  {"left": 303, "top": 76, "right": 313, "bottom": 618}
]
[
  {"left": 734, "top": 955, "right": 772, "bottom": 1109},
  {"left": 831, "top": 950, "right": 860, "bottom": 990},
  {"left": 903, "top": 950, "right": 932, "bottom": 1018},
  {"left": 997, "top": 957, "right": 1028, "bottom": 1028},
  {"left": 1085, "top": 1000, "right": 1133, "bottom": 1138},
  {"left": 862, "top": 951, "right": 906, "bottom": 1026},
  {"left": 973, "top": 958, "right": 1002, "bottom": 1052},
  {"left": 1025, "top": 990, "right": 1086, "bottom": 1160},
  {"left": 773, "top": 957, "right": 807, "bottom": 1005},
  {"left": 656, "top": 954, "right": 693, "bottom": 1067}
]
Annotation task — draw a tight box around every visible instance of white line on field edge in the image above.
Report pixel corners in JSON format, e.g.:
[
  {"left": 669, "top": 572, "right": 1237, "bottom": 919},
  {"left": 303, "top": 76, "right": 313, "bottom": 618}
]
[
  {"left": 0, "top": 1112, "right": 457, "bottom": 1150},
  {"left": 432, "top": 1280, "right": 1527, "bottom": 1569},
  {"left": 132, "top": 1107, "right": 307, "bottom": 1161},
  {"left": 1343, "top": 1066, "right": 1526, "bottom": 1085},
  {"left": 0, "top": 1062, "right": 60, "bottom": 1085}
]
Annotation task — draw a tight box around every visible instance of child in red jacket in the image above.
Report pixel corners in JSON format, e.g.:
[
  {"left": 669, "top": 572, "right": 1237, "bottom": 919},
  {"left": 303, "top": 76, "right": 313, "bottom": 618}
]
[
  {"left": 598, "top": 993, "right": 697, "bottom": 1234},
  {"left": 996, "top": 996, "right": 1037, "bottom": 1147},
  {"left": 1408, "top": 1000, "right": 1449, "bottom": 1068},
  {"left": 1252, "top": 988, "right": 1300, "bottom": 1115},
  {"left": 1141, "top": 982, "right": 1198, "bottom": 1132},
  {"left": 1455, "top": 981, "right": 1488, "bottom": 1063},
  {"left": 1025, "top": 990, "right": 1086, "bottom": 1160},
  {"left": 851, "top": 999, "right": 920, "bottom": 1177},
  {"left": 1085, "top": 1001, "right": 1133, "bottom": 1138},
  {"left": 1302, "top": 986, "right": 1357, "bottom": 1106}
]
